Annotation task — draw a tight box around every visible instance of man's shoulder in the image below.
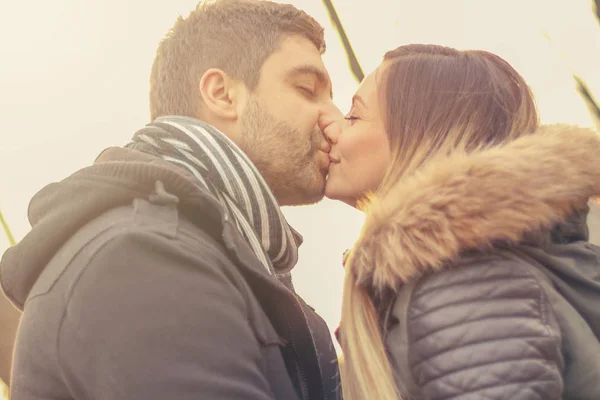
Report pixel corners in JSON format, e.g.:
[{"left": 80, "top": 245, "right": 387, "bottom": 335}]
[
  {"left": 83, "top": 195, "right": 230, "bottom": 264},
  {"left": 28, "top": 197, "right": 238, "bottom": 306},
  {"left": 36, "top": 209, "right": 291, "bottom": 400},
  {"left": 48, "top": 201, "right": 259, "bottom": 337}
]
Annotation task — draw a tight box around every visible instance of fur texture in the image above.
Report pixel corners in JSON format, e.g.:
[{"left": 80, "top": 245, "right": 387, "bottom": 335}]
[{"left": 348, "top": 124, "right": 600, "bottom": 291}]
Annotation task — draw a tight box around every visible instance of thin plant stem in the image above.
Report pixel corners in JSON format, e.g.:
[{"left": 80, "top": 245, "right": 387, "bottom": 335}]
[
  {"left": 322, "top": 0, "right": 364, "bottom": 83},
  {"left": 0, "top": 206, "right": 16, "bottom": 247}
]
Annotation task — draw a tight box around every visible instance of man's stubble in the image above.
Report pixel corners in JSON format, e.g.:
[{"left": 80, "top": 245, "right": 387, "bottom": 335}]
[{"left": 239, "top": 98, "right": 327, "bottom": 206}]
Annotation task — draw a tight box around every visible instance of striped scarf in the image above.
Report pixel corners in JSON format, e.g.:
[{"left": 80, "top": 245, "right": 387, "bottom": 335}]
[{"left": 128, "top": 115, "right": 301, "bottom": 275}]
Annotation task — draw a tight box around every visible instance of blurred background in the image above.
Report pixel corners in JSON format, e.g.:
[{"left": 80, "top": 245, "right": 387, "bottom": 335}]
[{"left": 1, "top": 0, "right": 600, "bottom": 393}]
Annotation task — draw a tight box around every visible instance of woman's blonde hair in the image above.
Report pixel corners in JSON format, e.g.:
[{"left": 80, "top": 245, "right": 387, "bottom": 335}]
[{"left": 340, "top": 44, "right": 539, "bottom": 400}]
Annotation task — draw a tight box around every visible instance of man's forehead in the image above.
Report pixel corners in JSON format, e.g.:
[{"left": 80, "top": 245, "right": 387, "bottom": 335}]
[
  {"left": 259, "top": 35, "right": 332, "bottom": 95},
  {"left": 265, "top": 36, "right": 328, "bottom": 75}
]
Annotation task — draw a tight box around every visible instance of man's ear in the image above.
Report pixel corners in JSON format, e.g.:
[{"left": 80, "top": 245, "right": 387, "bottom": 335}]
[{"left": 198, "top": 68, "right": 245, "bottom": 120}]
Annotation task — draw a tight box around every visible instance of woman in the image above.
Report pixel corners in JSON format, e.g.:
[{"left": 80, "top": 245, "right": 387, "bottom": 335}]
[{"left": 324, "top": 44, "right": 600, "bottom": 400}]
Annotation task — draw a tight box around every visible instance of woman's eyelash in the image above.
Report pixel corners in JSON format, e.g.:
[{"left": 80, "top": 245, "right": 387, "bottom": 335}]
[{"left": 344, "top": 116, "right": 359, "bottom": 120}]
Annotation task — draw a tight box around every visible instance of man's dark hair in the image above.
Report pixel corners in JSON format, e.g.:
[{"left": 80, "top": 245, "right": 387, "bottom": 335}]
[{"left": 149, "top": 0, "right": 326, "bottom": 120}]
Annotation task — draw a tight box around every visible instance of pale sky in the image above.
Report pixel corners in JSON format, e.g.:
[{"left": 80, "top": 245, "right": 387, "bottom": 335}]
[{"left": 1, "top": 0, "right": 599, "bottom": 333}]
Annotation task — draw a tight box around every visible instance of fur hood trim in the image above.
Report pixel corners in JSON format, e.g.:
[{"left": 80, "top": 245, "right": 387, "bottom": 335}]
[{"left": 348, "top": 124, "right": 600, "bottom": 291}]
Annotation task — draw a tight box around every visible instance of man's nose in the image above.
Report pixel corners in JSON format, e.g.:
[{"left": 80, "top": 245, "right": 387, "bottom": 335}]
[{"left": 319, "top": 103, "right": 344, "bottom": 144}]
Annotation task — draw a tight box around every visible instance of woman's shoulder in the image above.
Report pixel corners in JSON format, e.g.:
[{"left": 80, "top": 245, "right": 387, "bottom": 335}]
[
  {"left": 385, "top": 250, "right": 563, "bottom": 400},
  {"left": 403, "top": 250, "right": 542, "bottom": 300},
  {"left": 389, "top": 249, "right": 551, "bottom": 328}
]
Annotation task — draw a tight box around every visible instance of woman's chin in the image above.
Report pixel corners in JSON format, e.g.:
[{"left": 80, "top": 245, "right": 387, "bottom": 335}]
[
  {"left": 324, "top": 183, "right": 359, "bottom": 208},
  {"left": 324, "top": 180, "right": 341, "bottom": 200}
]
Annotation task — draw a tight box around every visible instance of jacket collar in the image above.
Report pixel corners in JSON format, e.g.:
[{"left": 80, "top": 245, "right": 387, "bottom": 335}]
[{"left": 346, "top": 124, "right": 600, "bottom": 291}]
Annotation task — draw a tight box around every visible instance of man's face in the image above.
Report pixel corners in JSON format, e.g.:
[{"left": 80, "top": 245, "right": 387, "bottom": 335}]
[{"left": 239, "top": 35, "right": 335, "bottom": 206}]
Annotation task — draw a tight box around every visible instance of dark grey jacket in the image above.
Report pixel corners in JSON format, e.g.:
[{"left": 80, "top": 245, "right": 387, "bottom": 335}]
[
  {"left": 385, "top": 239, "right": 600, "bottom": 400},
  {"left": 346, "top": 125, "right": 600, "bottom": 400},
  {"left": 0, "top": 147, "right": 339, "bottom": 400}
]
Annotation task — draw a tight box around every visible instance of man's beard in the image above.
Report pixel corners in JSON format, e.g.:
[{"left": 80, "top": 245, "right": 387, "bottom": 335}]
[{"left": 239, "top": 98, "right": 327, "bottom": 206}]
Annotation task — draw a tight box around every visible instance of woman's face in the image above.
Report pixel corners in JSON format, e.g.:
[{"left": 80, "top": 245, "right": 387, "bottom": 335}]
[{"left": 324, "top": 64, "right": 391, "bottom": 205}]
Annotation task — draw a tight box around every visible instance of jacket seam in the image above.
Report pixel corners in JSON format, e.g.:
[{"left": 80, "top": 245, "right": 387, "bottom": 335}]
[
  {"left": 438, "top": 378, "right": 559, "bottom": 400},
  {"left": 414, "top": 333, "right": 555, "bottom": 373},
  {"left": 409, "top": 296, "right": 538, "bottom": 324},
  {"left": 26, "top": 219, "right": 126, "bottom": 306},
  {"left": 55, "top": 226, "right": 134, "bottom": 389},
  {"left": 413, "top": 273, "right": 528, "bottom": 299},
  {"left": 420, "top": 356, "right": 558, "bottom": 387},
  {"left": 412, "top": 315, "right": 547, "bottom": 346}
]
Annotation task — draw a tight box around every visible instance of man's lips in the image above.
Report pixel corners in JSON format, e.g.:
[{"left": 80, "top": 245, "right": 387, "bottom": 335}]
[
  {"left": 317, "top": 140, "right": 331, "bottom": 154},
  {"left": 316, "top": 150, "right": 331, "bottom": 168}
]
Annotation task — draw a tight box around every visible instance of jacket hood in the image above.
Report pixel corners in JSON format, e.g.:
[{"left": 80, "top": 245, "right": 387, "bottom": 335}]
[
  {"left": 347, "top": 124, "right": 600, "bottom": 291},
  {"left": 0, "top": 147, "right": 223, "bottom": 309}
]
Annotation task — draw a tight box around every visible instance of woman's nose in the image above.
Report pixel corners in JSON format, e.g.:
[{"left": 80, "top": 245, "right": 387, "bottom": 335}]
[{"left": 319, "top": 104, "right": 344, "bottom": 144}]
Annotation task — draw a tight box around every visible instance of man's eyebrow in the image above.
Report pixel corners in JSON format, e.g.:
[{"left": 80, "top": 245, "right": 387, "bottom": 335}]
[
  {"left": 352, "top": 94, "right": 368, "bottom": 109},
  {"left": 286, "top": 65, "right": 333, "bottom": 98}
]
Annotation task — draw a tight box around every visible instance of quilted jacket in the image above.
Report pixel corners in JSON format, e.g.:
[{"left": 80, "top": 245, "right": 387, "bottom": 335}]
[{"left": 349, "top": 124, "right": 600, "bottom": 400}]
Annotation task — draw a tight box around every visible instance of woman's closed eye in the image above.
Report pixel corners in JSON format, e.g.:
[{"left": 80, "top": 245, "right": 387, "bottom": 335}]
[{"left": 344, "top": 115, "right": 360, "bottom": 125}]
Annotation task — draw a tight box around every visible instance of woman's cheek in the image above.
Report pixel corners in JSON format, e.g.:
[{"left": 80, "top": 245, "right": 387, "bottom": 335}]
[{"left": 339, "top": 130, "right": 362, "bottom": 162}]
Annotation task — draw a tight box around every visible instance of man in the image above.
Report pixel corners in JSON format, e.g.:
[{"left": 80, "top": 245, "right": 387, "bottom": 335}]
[{"left": 0, "top": 1, "right": 340, "bottom": 398}]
